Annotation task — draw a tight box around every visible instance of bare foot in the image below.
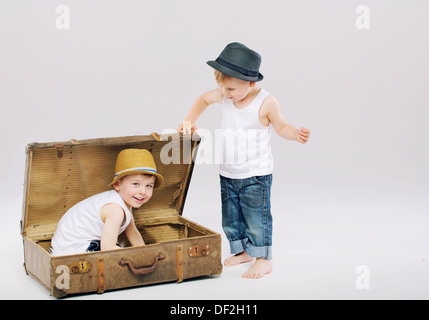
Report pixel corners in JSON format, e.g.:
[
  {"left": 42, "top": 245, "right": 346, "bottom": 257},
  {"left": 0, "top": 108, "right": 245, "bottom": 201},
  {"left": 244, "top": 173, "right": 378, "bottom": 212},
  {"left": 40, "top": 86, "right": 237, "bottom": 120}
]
[
  {"left": 242, "top": 258, "right": 272, "bottom": 279},
  {"left": 224, "top": 252, "right": 254, "bottom": 266}
]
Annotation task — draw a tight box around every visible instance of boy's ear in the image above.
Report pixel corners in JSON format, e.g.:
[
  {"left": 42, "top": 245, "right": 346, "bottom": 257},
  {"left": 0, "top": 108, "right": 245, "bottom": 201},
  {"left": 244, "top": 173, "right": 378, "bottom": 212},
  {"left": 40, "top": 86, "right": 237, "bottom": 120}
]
[
  {"left": 113, "top": 181, "right": 120, "bottom": 191},
  {"left": 249, "top": 82, "right": 256, "bottom": 87}
]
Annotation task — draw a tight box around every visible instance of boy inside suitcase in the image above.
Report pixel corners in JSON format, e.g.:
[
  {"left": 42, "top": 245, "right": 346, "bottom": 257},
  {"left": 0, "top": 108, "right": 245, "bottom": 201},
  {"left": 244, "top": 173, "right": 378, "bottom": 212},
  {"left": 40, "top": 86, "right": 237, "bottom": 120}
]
[{"left": 50, "top": 149, "right": 164, "bottom": 256}]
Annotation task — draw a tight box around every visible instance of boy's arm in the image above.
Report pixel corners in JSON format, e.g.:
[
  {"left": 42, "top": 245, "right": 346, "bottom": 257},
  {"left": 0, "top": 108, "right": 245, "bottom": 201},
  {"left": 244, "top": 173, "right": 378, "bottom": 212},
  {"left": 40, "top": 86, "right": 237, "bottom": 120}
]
[
  {"left": 263, "top": 96, "right": 310, "bottom": 144},
  {"left": 100, "top": 204, "right": 125, "bottom": 251},
  {"left": 177, "top": 88, "right": 223, "bottom": 134},
  {"left": 124, "top": 216, "right": 145, "bottom": 246}
]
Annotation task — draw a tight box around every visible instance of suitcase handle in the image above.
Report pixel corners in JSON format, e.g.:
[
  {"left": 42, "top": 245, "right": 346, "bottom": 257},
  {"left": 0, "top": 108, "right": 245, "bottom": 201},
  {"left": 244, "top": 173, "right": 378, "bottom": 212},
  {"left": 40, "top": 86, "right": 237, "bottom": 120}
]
[{"left": 119, "top": 253, "right": 166, "bottom": 275}]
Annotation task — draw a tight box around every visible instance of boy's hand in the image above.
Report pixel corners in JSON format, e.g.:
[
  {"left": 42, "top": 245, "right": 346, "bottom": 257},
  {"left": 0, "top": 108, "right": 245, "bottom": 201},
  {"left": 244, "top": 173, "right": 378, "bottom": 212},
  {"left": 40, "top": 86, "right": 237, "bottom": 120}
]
[
  {"left": 177, "top": 120, "right": 198, "bottom": 135},
  {"left": 296, "top": 127, "right": 311, "bottom": 144}
]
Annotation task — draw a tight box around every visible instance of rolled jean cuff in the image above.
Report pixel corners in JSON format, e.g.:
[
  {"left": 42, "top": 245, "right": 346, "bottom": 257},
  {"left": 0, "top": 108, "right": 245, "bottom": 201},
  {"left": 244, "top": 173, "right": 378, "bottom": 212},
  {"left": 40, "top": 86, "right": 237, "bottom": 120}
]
[{"left": 229, "top": 238, "right": 272, "bottom": 260}]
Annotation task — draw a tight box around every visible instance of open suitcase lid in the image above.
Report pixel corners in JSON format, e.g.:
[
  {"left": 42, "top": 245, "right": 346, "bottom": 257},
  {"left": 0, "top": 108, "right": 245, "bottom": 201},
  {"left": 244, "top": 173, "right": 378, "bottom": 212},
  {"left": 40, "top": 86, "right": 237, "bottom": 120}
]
[{"left": 21, "top": 133, "right": 200, "bottom": 240}]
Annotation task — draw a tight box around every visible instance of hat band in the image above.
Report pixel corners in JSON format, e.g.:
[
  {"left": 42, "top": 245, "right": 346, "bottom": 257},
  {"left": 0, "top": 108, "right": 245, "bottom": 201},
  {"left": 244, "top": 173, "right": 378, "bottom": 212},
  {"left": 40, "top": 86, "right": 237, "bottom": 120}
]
[
  {"left": 216, "top": 57, "right": 259, "bottom": 77},
  {"left": 114, "top": 167, "right": 157, "bottom": 178}
]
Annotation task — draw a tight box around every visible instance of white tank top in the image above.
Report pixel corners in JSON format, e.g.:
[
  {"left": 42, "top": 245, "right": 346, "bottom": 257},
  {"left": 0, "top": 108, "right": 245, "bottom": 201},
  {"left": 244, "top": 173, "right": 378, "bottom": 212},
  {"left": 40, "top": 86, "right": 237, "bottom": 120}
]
[
  {"left": 50, "top": 190, "right": 132, "bottom": 256},
  {"left": 219, "top": 88, "right": 274, "bottom": 179}
]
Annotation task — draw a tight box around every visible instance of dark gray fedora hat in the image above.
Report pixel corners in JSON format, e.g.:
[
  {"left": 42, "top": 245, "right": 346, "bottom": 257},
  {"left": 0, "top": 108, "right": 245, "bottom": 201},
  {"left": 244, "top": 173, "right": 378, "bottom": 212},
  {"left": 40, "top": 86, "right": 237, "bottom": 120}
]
[{"left": 207, "top": 42, "right": 263, "bottom": 82}]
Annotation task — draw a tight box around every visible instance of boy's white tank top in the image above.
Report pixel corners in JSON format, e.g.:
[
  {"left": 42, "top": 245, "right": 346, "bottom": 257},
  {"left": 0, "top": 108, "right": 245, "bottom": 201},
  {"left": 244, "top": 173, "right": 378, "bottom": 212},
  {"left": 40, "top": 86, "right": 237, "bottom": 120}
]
[
  {"left": 50, "top": 190, "right": 132, "bottom": 256},
  {"left": 219, "top": 88, "right": 273, "bottom": 179}
]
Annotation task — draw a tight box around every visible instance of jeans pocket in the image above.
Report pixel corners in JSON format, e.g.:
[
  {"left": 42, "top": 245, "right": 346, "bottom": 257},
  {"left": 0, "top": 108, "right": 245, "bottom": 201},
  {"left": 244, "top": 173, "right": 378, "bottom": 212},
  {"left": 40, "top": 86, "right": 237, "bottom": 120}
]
[{"left": 241, "top": 177, "right": 266, "bottom": 208}]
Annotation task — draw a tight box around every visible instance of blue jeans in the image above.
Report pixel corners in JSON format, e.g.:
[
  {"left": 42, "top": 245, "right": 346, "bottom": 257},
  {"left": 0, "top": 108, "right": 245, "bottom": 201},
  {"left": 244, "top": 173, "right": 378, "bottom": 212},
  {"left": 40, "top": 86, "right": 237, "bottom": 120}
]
[
  {"left": 86, "top": 240, "right": 121, "bottom": 252},
  {"left": 220, "top": 174, "right": 273, "bottom": 260},
  {"left": 86, "top": 240, "right": 101, "bottom": 252}
]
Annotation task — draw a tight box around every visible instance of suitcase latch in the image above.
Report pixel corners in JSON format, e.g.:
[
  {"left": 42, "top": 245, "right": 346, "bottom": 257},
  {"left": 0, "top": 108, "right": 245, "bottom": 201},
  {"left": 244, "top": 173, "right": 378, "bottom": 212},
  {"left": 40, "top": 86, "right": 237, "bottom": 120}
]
[
  {"left": 188, "top": 245, "right": 210, "bottom": 257},
  {"left": 68, "top": 261, "right": 92, "bottom": 274}
]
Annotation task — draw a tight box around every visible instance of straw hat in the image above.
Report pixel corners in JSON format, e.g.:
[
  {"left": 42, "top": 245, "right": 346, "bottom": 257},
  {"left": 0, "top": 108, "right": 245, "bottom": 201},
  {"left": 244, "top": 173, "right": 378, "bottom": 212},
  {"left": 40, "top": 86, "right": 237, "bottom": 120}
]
[{"left": 109, "top": 149, "right": 164, "bottom": 188}]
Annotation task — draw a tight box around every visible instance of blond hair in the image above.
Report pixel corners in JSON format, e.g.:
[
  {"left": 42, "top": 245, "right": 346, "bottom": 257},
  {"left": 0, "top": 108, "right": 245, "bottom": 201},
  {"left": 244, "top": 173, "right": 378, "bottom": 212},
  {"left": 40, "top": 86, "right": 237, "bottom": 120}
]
[{"left": 214, "top": 69, "right": 232, "bottom": 83}]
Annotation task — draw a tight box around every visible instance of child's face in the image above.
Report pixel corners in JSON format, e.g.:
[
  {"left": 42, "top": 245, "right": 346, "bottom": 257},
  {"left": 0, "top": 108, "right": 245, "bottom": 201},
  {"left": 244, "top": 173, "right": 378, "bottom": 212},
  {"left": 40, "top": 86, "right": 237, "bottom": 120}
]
[
  {"left": 218, "top": 77, "right": 255, "bottom": 103},
  {"left": 113, "top": 174, "right": 156, "bottom": 209}
]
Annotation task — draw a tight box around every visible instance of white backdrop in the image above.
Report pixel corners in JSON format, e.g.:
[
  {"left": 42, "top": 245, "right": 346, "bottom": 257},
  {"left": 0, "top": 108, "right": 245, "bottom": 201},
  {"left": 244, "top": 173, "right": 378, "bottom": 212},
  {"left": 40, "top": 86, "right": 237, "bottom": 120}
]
[{"left": 0, "top": 0, "right": 428, "bottom": 299}]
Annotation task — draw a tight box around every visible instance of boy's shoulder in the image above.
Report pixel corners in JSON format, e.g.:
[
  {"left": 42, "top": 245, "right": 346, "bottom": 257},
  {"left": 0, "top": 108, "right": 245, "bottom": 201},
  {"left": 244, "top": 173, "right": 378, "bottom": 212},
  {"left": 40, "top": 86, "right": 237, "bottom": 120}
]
[
  {"left": 82, "top": 189, "right": 118, "bottom": 202},
  {"left": 76, "top": 190, "right": 124, "bottom": 211},
  {"left": 203, "top": 87, "right": 224, "bottom": 104},
  {"left": 261, "top": 92, "right": 280, "bottom": 112},
  {"left": 100, "top": 202, "right": 125, "bottom": 222}
]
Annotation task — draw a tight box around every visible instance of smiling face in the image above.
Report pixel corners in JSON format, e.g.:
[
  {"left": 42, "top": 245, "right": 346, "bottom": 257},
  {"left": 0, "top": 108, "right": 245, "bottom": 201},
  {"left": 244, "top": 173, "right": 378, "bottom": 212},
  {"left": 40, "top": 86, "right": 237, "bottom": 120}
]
[
  {"left": 113, "top": 174, "right": 156, "bottom": 209},
  {"left": 217, "top": 76, "right": 256, "bottom": 103}
]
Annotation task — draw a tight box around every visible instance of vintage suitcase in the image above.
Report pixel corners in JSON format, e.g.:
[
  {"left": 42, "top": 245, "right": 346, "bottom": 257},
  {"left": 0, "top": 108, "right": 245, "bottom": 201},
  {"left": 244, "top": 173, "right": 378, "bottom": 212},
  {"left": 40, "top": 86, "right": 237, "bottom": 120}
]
[{"left": 21, "top": 133, "right": 222, "bottom": 298}]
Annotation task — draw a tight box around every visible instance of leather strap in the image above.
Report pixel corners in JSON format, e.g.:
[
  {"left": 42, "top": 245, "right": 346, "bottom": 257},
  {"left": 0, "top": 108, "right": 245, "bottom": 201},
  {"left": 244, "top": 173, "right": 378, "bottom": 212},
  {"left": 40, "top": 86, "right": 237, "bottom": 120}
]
[
  {"left": 97, "top": 256, "right": 105, "bottom": 294},
  {"left": 176, "top": 245, "right": 183, "bottom": 283}
]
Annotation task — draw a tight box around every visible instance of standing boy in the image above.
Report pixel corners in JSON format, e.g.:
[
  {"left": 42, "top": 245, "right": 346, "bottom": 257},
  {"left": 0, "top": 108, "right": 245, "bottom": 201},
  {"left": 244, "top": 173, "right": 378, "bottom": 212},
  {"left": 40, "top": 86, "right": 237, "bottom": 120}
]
[{"left": 177, "top": 42, "right": 310, "bottom": 279}]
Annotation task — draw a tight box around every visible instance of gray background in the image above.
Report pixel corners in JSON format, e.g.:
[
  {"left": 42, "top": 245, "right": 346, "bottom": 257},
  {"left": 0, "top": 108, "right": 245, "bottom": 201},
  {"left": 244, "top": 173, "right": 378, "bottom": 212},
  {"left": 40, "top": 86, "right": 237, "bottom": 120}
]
[{"left": 0, "top": 0, "right": 428, "bottom": 299}]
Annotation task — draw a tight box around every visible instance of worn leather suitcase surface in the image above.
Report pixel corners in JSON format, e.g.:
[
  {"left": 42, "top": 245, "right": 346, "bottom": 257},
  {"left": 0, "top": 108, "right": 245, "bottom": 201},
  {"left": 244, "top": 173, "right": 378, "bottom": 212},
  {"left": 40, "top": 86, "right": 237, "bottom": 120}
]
[{"left": 21, "top": 133, "right": 222, "bottom": 297}]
